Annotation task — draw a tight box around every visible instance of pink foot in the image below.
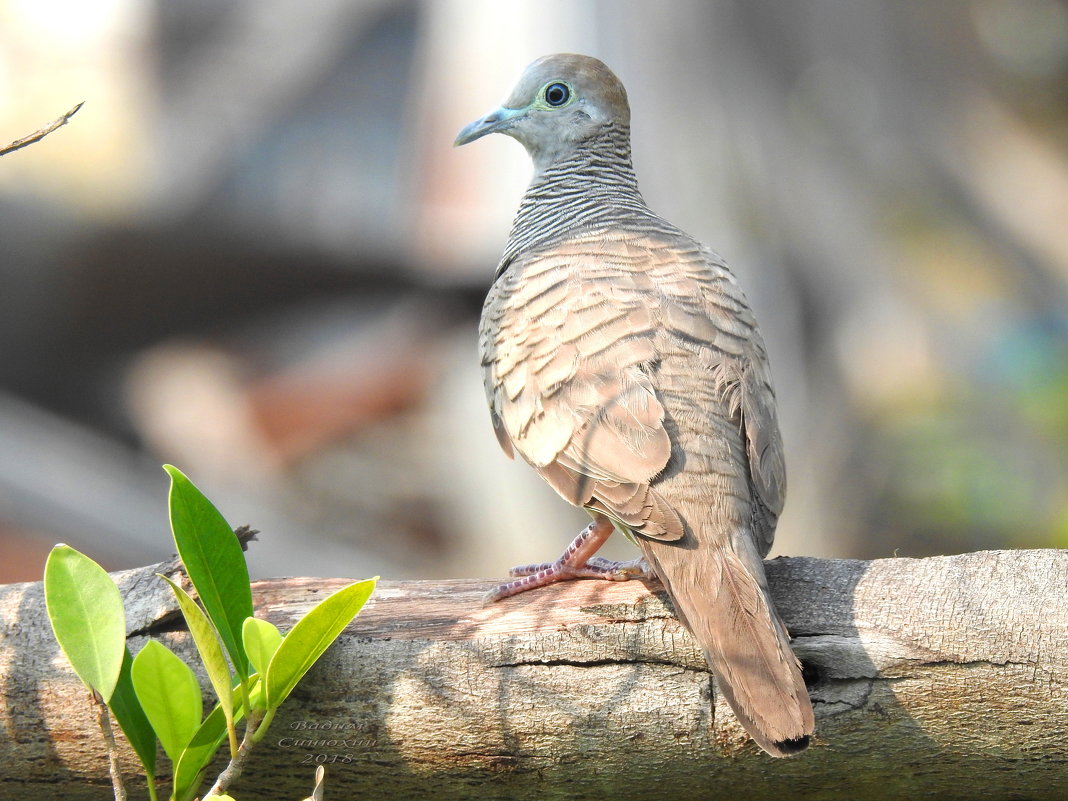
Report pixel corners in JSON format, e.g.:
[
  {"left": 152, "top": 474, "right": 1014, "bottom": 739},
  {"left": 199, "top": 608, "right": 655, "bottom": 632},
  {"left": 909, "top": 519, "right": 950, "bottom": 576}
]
[{"left": 483, "top": 515, "right": 654, "bottom": 604}]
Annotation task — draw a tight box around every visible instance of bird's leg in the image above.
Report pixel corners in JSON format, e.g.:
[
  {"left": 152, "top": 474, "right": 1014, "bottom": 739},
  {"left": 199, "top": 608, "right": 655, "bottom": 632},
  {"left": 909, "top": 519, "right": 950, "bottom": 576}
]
[{"left": 484, "top": 514, "right": 654, "bottom": 603}]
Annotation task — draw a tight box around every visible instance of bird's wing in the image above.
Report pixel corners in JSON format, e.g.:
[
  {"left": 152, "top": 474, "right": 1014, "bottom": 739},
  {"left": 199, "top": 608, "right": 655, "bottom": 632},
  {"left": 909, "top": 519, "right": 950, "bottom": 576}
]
[
  {"left": 480, "top": 230, "right": 783, "bottom": 543},
  {"left": 687, "top": 241, "right": 786, "bottom": 553},
  {"left": 690, "top": 241, "right": 786, "bottom": 551}
]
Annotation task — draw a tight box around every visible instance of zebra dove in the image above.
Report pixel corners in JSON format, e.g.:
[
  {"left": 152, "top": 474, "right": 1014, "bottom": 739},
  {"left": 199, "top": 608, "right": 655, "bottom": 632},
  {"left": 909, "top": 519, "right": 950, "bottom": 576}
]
[{"left": 455, "top": 53, "right": 814, "bottom": 757}]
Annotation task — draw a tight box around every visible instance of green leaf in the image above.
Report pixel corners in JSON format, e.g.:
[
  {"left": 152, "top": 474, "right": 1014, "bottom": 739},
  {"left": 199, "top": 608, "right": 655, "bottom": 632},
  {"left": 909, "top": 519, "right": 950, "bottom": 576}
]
[
  {"left": 243, "top": 617, "right": 283, "bottom": 679},
  {"left": 107, "top": 647, "right": 158, "bottom": 779},
  {"left": 44, "top": 544, "right": 126, "bottom": 702},
  {"left": 173, "top": 681, "right": 261, "bottom": 801},
  {"left": 159, "top": 575, "right": 233, "bottom": 727},
  {"left": 172, "top": 704, "right": 229, "bottom": 801},
  {"left": 131, "top": 640, "right": 203, "bottom": 765},
  {"left": 266, "top": 578, "right": 376, "bottom": 709},
  {"left": 163, "top": 465, "right": 252, "bottom": 679}
]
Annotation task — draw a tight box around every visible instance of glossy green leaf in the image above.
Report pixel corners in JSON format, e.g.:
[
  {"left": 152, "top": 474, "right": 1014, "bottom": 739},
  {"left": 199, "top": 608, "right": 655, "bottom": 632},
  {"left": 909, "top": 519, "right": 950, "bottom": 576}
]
[
  {"left": 172, "top": 703, "right": 228, "bottom": 801},
  {"left": 163, "top": 465, "right": 252, "bottom": 679},
  {"left": 159, "top": 575, "right": 233, "bottom": 726},
  {"left": 131, "top": 640, "right": 203, "bottom": 765},
  {"left": 266, "top": 578, "right": 376, "bottom": 709},
  {"left": 243, "top": 617, "right": 283, "bottom": 680},
  {"left": 107, "top": 647, "right": 157, "bottom": 779},
  {"left": 173, "top": 680, "right": 261, "bottom": 801},
  {"left": 44, "top": 544, "right": 126, "bottom": 702}
]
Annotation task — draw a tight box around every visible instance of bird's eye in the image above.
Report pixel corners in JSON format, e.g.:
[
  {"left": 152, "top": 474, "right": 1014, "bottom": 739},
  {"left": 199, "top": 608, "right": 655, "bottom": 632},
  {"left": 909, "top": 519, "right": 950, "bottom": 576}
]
[{"left": 544, "top": 82, "right": 570, "bottom": 107}]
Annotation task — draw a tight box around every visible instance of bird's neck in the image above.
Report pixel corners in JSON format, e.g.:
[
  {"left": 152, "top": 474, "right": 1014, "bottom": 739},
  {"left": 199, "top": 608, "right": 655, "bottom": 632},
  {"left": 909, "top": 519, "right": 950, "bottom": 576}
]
[{"left": 499, "top": 124, "right": 648, "bottom": 271}]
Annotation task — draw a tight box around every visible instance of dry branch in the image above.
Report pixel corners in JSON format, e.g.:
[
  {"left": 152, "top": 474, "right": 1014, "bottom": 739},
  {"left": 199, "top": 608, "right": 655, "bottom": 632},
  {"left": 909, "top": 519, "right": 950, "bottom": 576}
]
[
  {"left": 0, "top": 102, "right": 84, "bottom": 157},
  {"left": 2, "top": 550, "right": 1067, "bottom": 800}
]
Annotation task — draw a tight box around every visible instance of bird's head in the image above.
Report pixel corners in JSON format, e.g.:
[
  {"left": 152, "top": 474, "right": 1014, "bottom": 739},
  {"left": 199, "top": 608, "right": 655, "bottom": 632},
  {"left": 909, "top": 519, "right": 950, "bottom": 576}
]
[{"left": 455, "top": 53, "right": 630, "bottom": 172}]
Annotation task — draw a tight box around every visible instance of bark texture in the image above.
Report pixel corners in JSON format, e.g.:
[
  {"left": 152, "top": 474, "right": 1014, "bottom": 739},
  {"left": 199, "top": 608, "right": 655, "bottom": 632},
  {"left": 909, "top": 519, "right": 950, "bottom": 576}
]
[{"left": 1, "top": 550, "right": 1066, "bottom": 800}]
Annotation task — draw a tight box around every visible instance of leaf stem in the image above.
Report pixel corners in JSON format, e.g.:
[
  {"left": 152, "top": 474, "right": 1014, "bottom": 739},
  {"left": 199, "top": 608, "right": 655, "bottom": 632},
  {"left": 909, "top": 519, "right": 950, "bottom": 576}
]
[
  {"left": 230, "top": 676, "right": 256, "bottom": 757},
  {"left": 225, "top": 713, "right": 240, "bottom": 761},
  {"left": 250, "top": 705, "right": 277, "bottom": 745},
  {"left": 239, "top": 676, "right": 253, "bottom": 718}
]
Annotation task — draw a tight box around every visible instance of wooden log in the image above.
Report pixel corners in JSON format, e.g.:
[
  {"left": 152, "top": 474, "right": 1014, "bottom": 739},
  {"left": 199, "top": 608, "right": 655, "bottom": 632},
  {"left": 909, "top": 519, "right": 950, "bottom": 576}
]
[{"left": 2, "top": 550, "right": 1067, "bottom": 800}]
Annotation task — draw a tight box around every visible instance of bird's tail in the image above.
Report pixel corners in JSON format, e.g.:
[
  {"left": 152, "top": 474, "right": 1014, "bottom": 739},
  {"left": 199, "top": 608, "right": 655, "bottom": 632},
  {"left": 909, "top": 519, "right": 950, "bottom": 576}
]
[{"left": 638, "top": 530, "right": 814, "bottom": 757}]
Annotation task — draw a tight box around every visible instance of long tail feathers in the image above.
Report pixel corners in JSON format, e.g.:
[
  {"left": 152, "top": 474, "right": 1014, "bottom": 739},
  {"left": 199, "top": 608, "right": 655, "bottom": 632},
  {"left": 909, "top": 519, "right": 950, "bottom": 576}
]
[{"left": 638, "top": 534, "right": 814, "bottom": 757}]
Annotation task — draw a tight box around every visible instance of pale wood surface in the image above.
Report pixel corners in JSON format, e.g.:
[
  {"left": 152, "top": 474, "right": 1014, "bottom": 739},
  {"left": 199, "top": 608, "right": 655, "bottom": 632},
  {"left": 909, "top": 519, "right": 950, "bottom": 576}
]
[{"left": 2, "top": 550, "right": 1067, "bottom": 799}]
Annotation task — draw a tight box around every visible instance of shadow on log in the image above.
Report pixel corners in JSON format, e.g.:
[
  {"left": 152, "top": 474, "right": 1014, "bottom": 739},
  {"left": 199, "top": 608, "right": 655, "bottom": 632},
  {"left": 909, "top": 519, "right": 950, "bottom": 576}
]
[{"left": 2, "top": 550, "right": 1066, "bottom": 800}]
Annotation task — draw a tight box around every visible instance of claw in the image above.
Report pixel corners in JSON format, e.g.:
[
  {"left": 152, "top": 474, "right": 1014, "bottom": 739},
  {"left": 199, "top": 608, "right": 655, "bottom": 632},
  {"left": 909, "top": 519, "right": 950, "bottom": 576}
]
[
  {"left": 586, "top": 556, "right": 654, "bottom": 580},
  {"left": 484, "top": 515, "right": 652, "bottom": 603}
]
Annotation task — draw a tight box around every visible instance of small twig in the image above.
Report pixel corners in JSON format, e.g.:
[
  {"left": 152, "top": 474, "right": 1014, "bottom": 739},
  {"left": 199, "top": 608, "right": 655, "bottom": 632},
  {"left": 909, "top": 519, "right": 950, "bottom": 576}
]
[
  {"left": 234, "top": 524, "right": 259, "bottom": 552},
  {"left": 204, "top": 707, "right": 265, "bottom": 798},
  {"left": 92, "top": 690, "right": 127, "bottom": 801},
  {"left": 0, "top": 102, "right": 84, "bottom": 157}
]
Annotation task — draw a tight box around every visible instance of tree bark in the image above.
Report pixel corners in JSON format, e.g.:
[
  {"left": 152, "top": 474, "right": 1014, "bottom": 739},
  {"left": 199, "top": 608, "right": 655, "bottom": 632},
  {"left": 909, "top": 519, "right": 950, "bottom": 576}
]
[{"left": 2, "top": 550, "right": 1067, "bottom": 800}]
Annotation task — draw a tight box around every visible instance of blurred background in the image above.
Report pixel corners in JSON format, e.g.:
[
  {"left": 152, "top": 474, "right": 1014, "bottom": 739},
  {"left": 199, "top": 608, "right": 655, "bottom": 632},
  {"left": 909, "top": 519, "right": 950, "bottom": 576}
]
[{"left": 2, "top": 0, "right": 1067, "bottom": 583}]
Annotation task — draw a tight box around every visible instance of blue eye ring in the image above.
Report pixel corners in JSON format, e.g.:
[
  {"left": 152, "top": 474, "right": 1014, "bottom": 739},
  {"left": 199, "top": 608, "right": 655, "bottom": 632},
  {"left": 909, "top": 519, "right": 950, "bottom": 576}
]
[{"left": 544, "top": 82, "right": 571, "bottom": 107}]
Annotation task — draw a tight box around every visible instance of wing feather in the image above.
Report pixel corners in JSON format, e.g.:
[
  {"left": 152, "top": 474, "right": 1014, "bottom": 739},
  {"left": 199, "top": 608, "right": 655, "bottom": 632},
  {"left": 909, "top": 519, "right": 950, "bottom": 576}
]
[{"left": 480, "top": 229, "right": 784, "bottom": 546}]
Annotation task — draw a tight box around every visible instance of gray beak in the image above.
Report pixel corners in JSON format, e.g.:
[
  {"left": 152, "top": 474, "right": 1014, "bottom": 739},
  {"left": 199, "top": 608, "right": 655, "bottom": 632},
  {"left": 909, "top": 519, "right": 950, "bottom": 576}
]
[{"left": 454, "top": 106, "right": 525, "bottom": 146}]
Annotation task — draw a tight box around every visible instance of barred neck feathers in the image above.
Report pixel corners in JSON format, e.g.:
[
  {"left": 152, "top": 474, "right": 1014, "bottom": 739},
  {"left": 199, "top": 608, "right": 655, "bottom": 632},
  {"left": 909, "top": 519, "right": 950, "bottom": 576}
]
[{"left": 499, "top": 123, "right": 653, "bottom": 272}]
